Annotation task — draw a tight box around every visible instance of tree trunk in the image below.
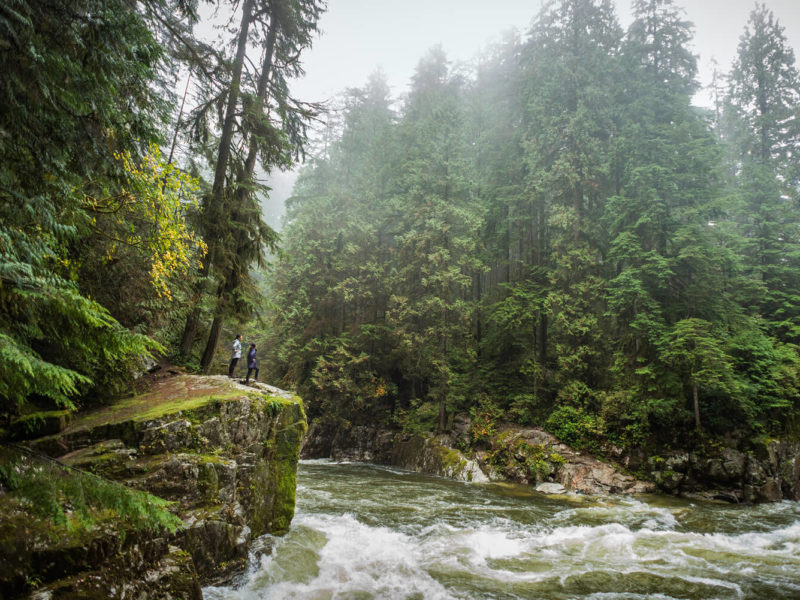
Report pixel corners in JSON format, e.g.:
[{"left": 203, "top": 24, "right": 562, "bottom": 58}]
[
  {"left": 538, "top": 313, "right": 547, "bottom": 364},
  {"left": 438, "top": 399, "right": 447, "bottom": 434},
  {"left": 210, "top": 0, "right": 253, "bottom": 207},
  {"left": 179, "top": 256, "right": 212, "bottom": 360},
  {"left": 692, "top": 380, "right": 701, "bottom": 430},
  {"left": 200, "top": 313, "right": 225, "bottom": 373},
  {"left": 199, "top": 260, "right": 242, "bottom": 372},
  {"left": 180, "top": 304, "right": 201, "bottom": 360},
  {"left": 195, "top": 5, "right": 279, "bottom": 371}
]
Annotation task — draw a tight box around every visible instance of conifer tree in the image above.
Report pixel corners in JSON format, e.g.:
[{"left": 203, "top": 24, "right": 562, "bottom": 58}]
[
  {"left": 268, "top": 73, "right": 397, "bottom": 420},
  {"left": 725, "top": 3, "right": 800, "bottom": 343},
  {"left": 521, "top": 0, "right": 622, "bottom": 407},
  {"left": 386, "top": 48, "right": 483, "bottom": 431},
  {"left": 178, "top": 0, "right": 325, "bottom": 370}
]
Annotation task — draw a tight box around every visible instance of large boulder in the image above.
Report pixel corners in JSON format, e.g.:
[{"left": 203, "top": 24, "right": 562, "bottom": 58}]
[
  {"left": 482, "top": 426, "right": 655, "bottom": 495},
  {"left": 2, "top": 375, "right": 306, "bottom": 598}
]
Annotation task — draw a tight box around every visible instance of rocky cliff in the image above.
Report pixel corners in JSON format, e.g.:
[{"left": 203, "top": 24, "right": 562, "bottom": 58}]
[
  {"left": 1, "top": 374, "right": 307, "bottom": 599},
  {"left": 303, "top": 416, "right": 800, "bottom": 502}
]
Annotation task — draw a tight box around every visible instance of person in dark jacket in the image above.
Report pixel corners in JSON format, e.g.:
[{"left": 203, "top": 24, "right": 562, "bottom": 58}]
[{"left": 245, "top": 343, "right": 259, "bottom": 384}]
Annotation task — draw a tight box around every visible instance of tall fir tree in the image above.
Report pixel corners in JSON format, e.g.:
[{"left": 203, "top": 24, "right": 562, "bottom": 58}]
[
  {"left": 725, "top": 3, "right": 800, "bottom": 343},
  {"left": 386, "top": 47, "right": 484, "bottom": 431},
  {"left": 521, "top": 0, "right": 622, "bottom": 408}
]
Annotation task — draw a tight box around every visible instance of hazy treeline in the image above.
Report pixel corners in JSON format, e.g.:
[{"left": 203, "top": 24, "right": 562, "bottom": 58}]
[{"left": 266, "top": 0, "right": 800, "bottom": 449}]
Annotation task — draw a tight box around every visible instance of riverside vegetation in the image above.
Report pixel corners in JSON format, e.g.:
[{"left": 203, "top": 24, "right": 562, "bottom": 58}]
[
  {"left": 1, "top": 0, "right": 800, "bottom": 597},
  {"left": 265, "top": 0, "right": 800, "bottom": 471}
]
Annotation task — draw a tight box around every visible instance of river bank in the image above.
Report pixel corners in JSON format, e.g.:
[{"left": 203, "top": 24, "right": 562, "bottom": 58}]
[{"left": 302, "top": 417, "right": 800, "bottom": 503}]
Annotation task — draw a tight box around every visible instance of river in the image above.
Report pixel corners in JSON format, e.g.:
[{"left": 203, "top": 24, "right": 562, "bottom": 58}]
[{"left": 205, "top": 460, "right": 800, "bottom": 599}]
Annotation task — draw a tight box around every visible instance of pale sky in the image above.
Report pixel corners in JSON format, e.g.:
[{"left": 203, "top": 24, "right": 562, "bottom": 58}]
[
  {"left": 262, "top": 0, "right": 800, "bottom": 228},
  {"left": 290, "top": 0, "right": 800, "bottom": 107}
]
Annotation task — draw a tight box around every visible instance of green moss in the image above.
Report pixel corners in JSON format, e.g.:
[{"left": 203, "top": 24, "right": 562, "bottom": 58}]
[
  {"left": 437, "top": 446, "right": 467, "bottom": 474},
  {"left": 0, "top": 447, "right": 182, "bottom": 538},
  {"left": 10, "top": 410, "right": 72, "bottom": 440},
  {"left": 495, "top": 429, "right": 517, "bottom": 444},
  {"left": 197, "top": 453, "right": 224, "bottom": 464},
  {"left": 264, "top": 400, "right": 307, "bottom": 536},
  {"left": 62, "top": 376, "right": 259, "bottom": 435},
  {"left": 269, "top": 457, "right": 298, "bottom": 535},
  {"left": 486, "top": 437, "right": 561, "bottom": 483}
]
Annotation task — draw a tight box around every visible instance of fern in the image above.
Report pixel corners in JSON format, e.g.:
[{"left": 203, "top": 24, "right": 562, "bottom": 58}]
[{"left": 0, "top": 446, "right": 182, "bottom": 534}]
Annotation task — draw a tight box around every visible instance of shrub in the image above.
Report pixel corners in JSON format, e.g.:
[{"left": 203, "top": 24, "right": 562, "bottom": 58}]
[{"left": 545, "top": 405, "right": 605, "bottom": 452}]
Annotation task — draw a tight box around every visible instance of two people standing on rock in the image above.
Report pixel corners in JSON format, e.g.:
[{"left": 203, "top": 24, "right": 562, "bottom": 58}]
[{"left": 228, "top": 334, "right": 259, "bottom": 384}]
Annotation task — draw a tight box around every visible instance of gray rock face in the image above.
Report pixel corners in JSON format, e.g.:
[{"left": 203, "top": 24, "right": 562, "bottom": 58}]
[{"left": 641, "top": 439, "right": 800, "bottom": 503}]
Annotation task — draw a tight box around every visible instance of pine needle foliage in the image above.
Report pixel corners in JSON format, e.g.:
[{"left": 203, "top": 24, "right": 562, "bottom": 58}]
[{"left": 267, "top": 0, "right": 800, "bottom": 447}]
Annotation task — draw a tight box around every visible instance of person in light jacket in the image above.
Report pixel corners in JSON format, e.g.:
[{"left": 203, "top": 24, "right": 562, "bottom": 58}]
[
  {"left": 246, "top": 343, "right": 259, "bottom": 384},
  {"left": 229, "top": 334, "right": 242, "bottom": 377}
]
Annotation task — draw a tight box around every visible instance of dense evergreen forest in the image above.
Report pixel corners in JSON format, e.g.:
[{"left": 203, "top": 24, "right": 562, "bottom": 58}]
[
  {"left": 0, "top": 0, "right": 324, "bottom": 421},
  {"left": 265, "top": 0, "right": 800, "bottom": 451},
  {"left": 2, "top": 0, "right": 799, "bottom": 455}
]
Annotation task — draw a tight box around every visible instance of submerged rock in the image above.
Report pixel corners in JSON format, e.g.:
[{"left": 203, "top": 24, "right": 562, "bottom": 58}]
[
  {"left": 2, "top": 375, "right": 306, "bottom": 598},
  {"left": 535, "top": 482, "right": 567, "bottom": 494}
]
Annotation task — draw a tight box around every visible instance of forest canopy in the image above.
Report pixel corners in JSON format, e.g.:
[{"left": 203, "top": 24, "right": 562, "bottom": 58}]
[{"left": 264, "top": 0, "right": 800, "bottom": 449}]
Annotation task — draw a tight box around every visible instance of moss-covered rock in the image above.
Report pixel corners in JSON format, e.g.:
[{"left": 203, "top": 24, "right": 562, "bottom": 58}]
[
  {"left": 8, "top": 411, "right": 72, "bottom": 441},
  {"left": 2, "top": 375, "right": 306, "bottom": 597}
]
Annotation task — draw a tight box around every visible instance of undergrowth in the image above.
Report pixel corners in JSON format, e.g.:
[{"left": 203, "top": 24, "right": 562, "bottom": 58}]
[{"left": 0, "top": 445, "right": 182, "bottom": 535}]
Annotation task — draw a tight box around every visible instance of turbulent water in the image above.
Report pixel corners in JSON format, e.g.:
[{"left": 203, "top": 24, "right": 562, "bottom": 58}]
[{"left": 205, "top": 460, "right": 800, "bottom": 600}]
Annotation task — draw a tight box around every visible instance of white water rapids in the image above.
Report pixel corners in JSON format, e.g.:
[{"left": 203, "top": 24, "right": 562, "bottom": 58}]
[{"left": 205, "top": 460, "right": 800, "bottom": 599}]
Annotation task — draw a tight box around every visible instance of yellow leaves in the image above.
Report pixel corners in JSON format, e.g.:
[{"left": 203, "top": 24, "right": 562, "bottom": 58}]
[{"left": 92, "top": 144, "right": 206, "bottom": 296}]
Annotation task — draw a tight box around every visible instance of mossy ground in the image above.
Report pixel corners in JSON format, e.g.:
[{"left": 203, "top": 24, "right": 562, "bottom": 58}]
[{"left": 67, "top": 376, "right": 249, "bottom": 432}]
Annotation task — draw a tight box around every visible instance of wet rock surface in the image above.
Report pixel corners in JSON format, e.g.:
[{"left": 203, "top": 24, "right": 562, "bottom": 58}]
[
  {"left": 2, "top": 375, "right": 306, "bottom": 599},
  {"left": 303, "top": 418, "right": 799, "bottom": 502},
  {"left": 645, "top": 439, "right": 800, "bottom": 503},
  {"left": 302, "top": 420, "right": 653, "bottom": 494}
]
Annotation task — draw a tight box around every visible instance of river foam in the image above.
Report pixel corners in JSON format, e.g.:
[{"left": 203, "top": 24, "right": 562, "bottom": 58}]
[{"left": 205, "top": 461, "right": 800, "bottom": 600}]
